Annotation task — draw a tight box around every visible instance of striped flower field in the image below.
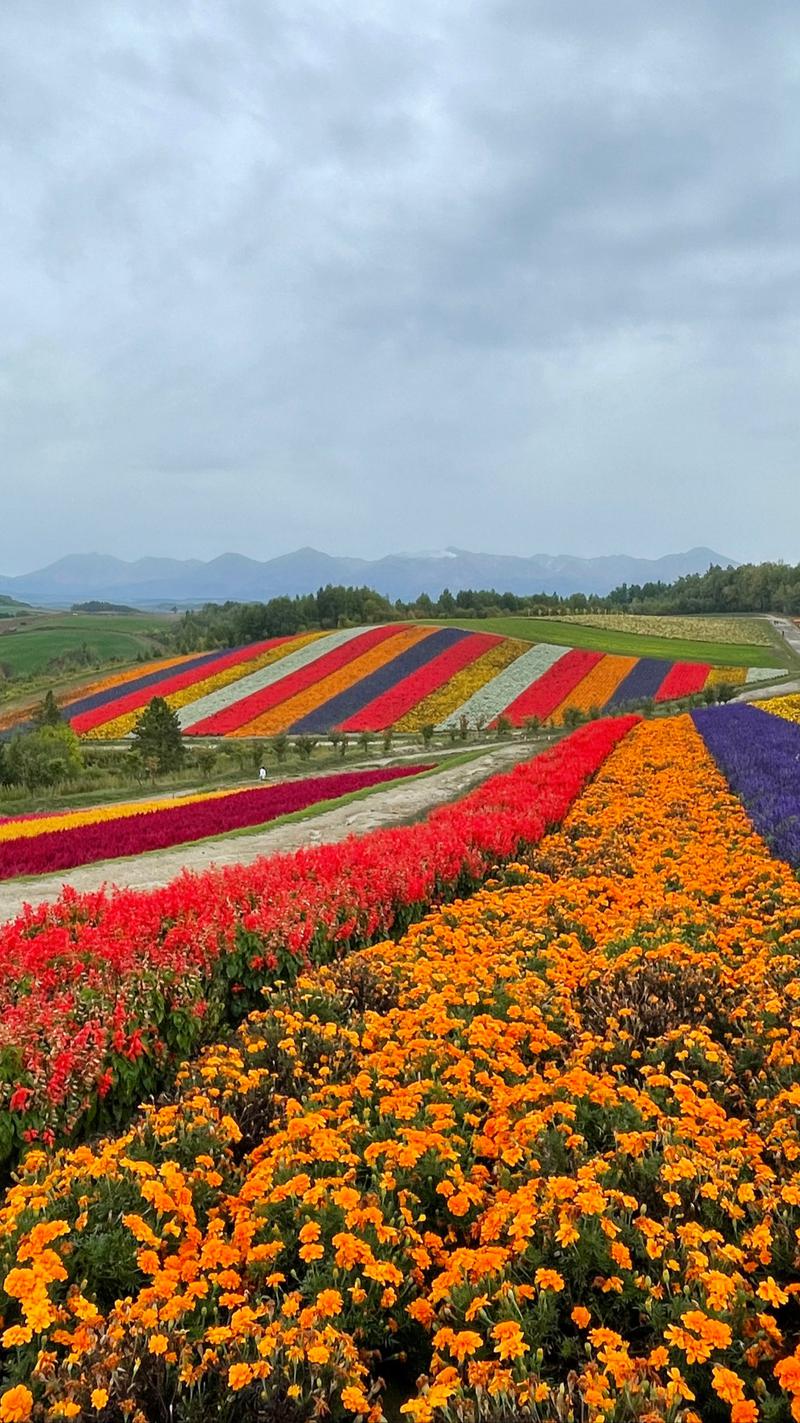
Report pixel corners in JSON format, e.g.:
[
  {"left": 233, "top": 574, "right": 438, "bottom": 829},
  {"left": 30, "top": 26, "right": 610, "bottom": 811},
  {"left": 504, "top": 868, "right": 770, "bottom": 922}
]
[
  {"left": 0, "top": 625, "right": 785, "bottom": 740},
  {"left": 0, "top": 764, "right": 432, "bottom": 880}
]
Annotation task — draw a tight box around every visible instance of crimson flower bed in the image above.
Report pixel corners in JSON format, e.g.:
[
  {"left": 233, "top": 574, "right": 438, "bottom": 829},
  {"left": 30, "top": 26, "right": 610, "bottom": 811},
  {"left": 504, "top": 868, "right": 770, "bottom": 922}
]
[
  {"left": 0, "top": 716, "right": 637, "bottom": 1166},
  {"left": 0, "top": 765, "right": 430, "bottom": 880}
]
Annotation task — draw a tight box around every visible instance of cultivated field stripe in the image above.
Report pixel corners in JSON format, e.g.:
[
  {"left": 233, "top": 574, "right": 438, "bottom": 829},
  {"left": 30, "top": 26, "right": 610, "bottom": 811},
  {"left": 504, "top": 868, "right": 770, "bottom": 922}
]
[
  {"left": 237, "top": 627, "right": 438, "bottom": 737},
  {"left": 654, "top": 661, "right": 712, "bottom": 702},
  {"left": 91, "top": 633, "right": 325, "bottom": 740},
  {"left": 745, "top": 665, "right": 788, "bottom": 683},
  {"left": 58, "top": 649, "right": 232, "bottom": 730},
  {"left": 398, "top": 636, "right": 529, "bottom": 732},
  {"left": 336, "top": 630, "right": 496, "bottom": 732},
  {"left": 0, "top": 785, "right": 250, "bottom": 842},
  {"left": 499, "top": 648, "right": 605, "bottom": 726},
  {"left": 437, "top": 642, "right": 568, "bottom": 729},
  {"left": 292, "top": 627, "right": 467, "bottom": 733},
  {"left": 69, "top": 645, "right": 296, "bottom": 733},
  {"left": 185, "top": 626, "right": 398, "bottom": 735},
  {"left": 705, "top": 665, "right": 747, "bottom": 688},
  {"left": 605, "top": 657, "right": 672, "bottom": 709},
  {"left": 550, "top": 654, "right": 637, "bottom": 724}
]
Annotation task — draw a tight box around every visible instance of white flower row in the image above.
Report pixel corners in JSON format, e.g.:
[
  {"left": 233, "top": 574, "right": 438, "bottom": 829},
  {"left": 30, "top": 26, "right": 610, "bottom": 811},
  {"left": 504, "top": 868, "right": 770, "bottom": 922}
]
[
  {"left": 436, "top": 643, "right": 571, "bottom": 729},
  {"left": 178, "top": 627, "right": 371, "bottom": 729},
  {"left": 745, "top": 666, "right": 788, "bottom": 684}
]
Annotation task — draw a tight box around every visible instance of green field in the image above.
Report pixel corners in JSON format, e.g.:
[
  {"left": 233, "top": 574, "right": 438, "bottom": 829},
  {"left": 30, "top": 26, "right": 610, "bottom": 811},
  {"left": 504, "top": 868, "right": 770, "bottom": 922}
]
[
  {"left": 0, "top": 611, "right": 175, "bottom": 680},
  {"left": 430, "top": 616, "right": 793, "bottom": 668}
]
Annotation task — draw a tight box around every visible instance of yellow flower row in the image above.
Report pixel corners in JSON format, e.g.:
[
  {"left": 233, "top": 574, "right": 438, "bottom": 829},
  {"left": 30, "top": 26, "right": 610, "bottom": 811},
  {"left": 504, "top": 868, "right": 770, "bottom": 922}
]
[
  {"left": 232, "top": 627, "right": 435, "bottom": 736},
  {"left": 395, "top": 637, "right": 529, "bottom": 731},
  {"left": 0, "top": 785, "right": 254, "bottom": 843},
  {"left": 550, "top": 612, "right": 773, "bottom": 645},
  {"left": 83, "top": 634, "right": 325, "bottom": 740},
  {"left": 550, "top": 654, "right": 636, "bottom": 725},
  {"left": 755, "top": 693, "right": 800, "bottom": 724},
  {"left": 705, "top": 664, "right": 747, "bottom": 688}
]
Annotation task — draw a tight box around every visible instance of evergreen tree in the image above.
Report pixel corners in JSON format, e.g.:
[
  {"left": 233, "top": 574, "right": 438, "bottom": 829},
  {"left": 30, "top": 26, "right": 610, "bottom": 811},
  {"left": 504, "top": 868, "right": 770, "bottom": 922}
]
[
  {"left": 131, "top": 697, "right": 185, "bottom": 773},
  {"left": 36, "top": 690, "right": 62, "bottom": 727}
]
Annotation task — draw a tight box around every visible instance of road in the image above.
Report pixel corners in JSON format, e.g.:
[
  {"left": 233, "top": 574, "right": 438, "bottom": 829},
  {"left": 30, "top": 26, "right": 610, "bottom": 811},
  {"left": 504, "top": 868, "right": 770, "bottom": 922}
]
[{"left": 736, "top": 616, "right": 800, "bottom": 702}]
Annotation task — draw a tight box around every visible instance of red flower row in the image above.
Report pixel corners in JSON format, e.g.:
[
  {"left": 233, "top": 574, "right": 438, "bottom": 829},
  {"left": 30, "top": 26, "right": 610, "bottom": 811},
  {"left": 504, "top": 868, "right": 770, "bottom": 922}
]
[
  {"left": 0, "top": 716, "right": 637, "bottom": 1165},
  {"left": 0, "top": 766, "right": 430, "bottom": 880},
  {"left": 70, "top": 636, "right": 290, "bottom": 733},
  {"left": 496, "top": 649, "right": 604, "bottom": 725},
  {"left": 338, "top": 632, "right": 501, "bottom": 732},
  {"left": 654, "top": 660, "right": 712, "bottom": 702},
  {"left": 190, "top": 625, "right": 401, "bottom": 735}
]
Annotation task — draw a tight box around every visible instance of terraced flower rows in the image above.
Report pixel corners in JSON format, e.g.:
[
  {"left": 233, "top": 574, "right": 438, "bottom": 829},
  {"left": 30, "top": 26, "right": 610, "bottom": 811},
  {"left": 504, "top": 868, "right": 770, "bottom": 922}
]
[
  {"left": 0, "top": 625, "right": 783, "bottom": 741},
  {"left": 6, "top": 715, "right": 800, "bottom": 1419}
]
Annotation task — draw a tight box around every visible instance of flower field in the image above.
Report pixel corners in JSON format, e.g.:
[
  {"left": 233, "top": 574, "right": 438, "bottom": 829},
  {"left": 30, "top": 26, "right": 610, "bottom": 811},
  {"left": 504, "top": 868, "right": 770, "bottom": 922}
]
[
  {"left": 4, "top": 712, "right": 800, "bottom": 1418},
  {"left": 0, "top": 626, "right": 781, "bottom": 741},
  {"left": 0, "top": 766, "right": 431, "bottom": 881},
  {"left": 550, "top": 612, "right": 774, "bottom": 644},
  {"left": 0, "top": 718, "right": 633, "bottom": 1170}
]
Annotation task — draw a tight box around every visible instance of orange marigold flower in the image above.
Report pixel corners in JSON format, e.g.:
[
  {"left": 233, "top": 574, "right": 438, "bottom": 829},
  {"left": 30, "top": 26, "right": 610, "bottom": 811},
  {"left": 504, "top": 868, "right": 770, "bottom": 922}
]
[
  {"left": 571, "top": 1306, "right": 591, "bottom": 1329},
  {"left": 91, "top": 1391, "right": 109, "bottom": 1411},
  {"left": 228, "top": 1363, "right": 253, "bottom": 1391},
  {"left": 491, "top": 1320, "right": 527, "bottom": 1360},
  {"left": 758, "top": 1277, "right": 789, "bottom": 1307},
  {"left": 148, "top": 1334, "right": 168, "bottom": 1355},
  {"left": 712, "top": 1367, "right": 745, "bottom": 1405},
  {"left": 0, "top": 1388, "right": 33, "bottom": 1423},
  {"left": 535, "top": 1268, "right": 565, "bottom": 1292}
]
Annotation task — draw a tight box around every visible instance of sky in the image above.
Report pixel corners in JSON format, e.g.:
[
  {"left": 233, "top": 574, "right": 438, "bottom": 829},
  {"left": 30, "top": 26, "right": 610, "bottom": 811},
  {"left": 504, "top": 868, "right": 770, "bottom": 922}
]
[{"left": 1, "top": 0, "right": 799, "bottom": 574}]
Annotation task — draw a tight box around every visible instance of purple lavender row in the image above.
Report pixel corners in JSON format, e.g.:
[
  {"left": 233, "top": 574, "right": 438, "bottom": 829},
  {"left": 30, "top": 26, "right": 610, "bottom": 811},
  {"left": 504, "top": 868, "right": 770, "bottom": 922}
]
[{"left": 691, "top": 703, "right": 800, "bottom": 866}]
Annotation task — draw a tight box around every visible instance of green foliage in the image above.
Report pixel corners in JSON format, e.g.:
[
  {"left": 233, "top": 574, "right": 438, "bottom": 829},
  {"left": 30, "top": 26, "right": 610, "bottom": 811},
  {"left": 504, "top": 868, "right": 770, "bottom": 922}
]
[
  {"left": 495, "top": 714, "right": 513, "bottom": 738},
  {"left": 130, "top": 696, "right": 185, "bottom": 773},
  {"left": 6, "top": 723, "right": 85, "bottom": 789},
  {"left": 292, "top": 735, "right": 317, "bottom": 761},
  {"left": 420, "top": 723, "right": 435, "bottom": 747},
  {"left": 271, "top": 733, "right": 289, "bottom": 763},
  {"left": 35, "top": 689, "right": 62, "bottom": 727}
]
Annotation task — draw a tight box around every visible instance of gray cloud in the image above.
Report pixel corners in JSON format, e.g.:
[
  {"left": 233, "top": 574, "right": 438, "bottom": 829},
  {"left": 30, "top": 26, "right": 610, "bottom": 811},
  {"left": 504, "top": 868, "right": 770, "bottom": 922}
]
[{"left": 1, "top": 0, "right": 799, "bottom": 572}]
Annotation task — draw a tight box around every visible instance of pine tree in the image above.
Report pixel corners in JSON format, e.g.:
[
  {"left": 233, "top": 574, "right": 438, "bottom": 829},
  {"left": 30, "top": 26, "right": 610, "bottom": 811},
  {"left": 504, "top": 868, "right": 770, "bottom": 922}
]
[
  {"left": 131, "top": 697, "right": 185, "bottom": 773},
  {"left": 36, "top": 690, "right": 62, "bottom": 727}
]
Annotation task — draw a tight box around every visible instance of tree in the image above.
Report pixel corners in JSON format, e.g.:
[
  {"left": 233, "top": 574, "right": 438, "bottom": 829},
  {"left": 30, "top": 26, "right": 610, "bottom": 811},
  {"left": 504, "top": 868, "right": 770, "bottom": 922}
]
[
  {"left": 6, "top": 724, "right": 84, "bottom": 790},
  {"left": 130, "top": 697, "right": 185, "bottom": 774},
  {"left": 36, "top": 690, "right": 62, "bottom": 727},
  {"left": 272, "top": 733, "right": 289, "bottom": 763}
]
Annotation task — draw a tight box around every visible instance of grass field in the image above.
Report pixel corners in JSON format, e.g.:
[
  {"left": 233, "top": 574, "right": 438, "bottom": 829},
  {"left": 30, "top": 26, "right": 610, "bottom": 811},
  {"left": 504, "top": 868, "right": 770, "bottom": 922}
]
[
  {"left": 430, "top": 615, "right": 793, "bottom": 668},
  {"left": 0, "top": 610, "right": 175, "bottom": 679}
]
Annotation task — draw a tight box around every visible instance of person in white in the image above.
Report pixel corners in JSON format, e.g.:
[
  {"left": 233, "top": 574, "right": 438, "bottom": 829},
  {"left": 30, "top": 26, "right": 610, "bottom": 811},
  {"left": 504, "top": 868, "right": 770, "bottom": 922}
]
[{"left": 258, "top": 766, "right": 267, "bottom": 781}]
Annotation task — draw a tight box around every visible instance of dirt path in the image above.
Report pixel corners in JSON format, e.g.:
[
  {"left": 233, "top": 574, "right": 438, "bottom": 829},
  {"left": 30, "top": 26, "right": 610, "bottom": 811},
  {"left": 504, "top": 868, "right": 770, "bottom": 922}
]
[{"left": 0, "top": 743, "right": 534, "bottom": 923}]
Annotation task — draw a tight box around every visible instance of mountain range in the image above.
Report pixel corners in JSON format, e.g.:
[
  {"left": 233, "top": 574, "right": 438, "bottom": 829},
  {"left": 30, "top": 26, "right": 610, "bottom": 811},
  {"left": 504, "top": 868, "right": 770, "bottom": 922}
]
[{"left": 0, "top": 546, "right": 735, "bottom": 607}]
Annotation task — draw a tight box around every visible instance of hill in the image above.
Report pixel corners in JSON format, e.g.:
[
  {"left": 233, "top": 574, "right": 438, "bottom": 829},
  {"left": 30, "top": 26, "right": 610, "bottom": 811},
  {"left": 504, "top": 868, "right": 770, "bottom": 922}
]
[{"left": 0, "top": 546, "right": 734, "bottom": 605}]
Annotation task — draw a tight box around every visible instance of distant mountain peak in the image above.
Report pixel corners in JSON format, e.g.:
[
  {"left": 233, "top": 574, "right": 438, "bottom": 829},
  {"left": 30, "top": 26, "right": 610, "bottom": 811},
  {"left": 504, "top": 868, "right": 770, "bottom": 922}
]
[{"left": 0, "top": 546, "right": 737, "bottom": 608}]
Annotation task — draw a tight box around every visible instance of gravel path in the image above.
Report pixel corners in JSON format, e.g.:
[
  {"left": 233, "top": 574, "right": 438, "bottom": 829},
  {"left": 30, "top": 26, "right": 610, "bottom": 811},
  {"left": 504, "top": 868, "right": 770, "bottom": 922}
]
[
  {"left": 0, "top": 743, "right": 534, "bottom": 923},
  {"left": 735, "top": 617, "right": 800, "bottom": 702}
]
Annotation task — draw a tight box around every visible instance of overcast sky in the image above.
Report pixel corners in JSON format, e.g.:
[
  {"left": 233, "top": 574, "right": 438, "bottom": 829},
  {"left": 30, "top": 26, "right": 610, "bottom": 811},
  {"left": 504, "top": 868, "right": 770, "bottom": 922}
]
[{"left": 1, "top": 1, "right": 799, "bottom": 573}]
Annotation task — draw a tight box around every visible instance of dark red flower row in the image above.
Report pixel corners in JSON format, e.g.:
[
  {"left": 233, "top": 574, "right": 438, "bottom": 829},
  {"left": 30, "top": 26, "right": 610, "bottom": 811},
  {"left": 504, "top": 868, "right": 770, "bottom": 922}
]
[{"left": 0, "top": 765, "right": 430, "bottom": 880}]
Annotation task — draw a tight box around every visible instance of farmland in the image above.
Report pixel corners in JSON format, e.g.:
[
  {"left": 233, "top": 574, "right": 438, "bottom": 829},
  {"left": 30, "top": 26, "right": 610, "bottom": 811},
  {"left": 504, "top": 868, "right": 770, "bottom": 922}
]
[
  {"left": 0, "top": 622, "right": 787, "bottom": 746},
  {"left": 0, "top": 609, "right": 174, "bottom": 684},
  {"left": 3, "top": 617, "right": 800, "bottom": 1417},
  {"left": 0, "top": 704, "right": 800, "bottom": 1419}
]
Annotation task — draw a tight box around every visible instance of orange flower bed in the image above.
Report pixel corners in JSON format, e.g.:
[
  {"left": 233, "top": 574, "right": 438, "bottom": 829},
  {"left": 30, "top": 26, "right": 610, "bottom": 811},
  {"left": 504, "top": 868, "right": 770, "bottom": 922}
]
[
  {"left": 549, "top": 653, "right": 636, "bottom": 723},
  {"left": 3, "top": 716, "right": 800, "bottom": 1421}
]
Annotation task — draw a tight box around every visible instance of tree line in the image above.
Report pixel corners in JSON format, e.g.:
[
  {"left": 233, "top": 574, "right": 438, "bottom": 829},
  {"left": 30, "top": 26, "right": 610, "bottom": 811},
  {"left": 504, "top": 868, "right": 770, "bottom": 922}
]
[{"left": 169, "top": 560, "right": 800, "bottom": 650}]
